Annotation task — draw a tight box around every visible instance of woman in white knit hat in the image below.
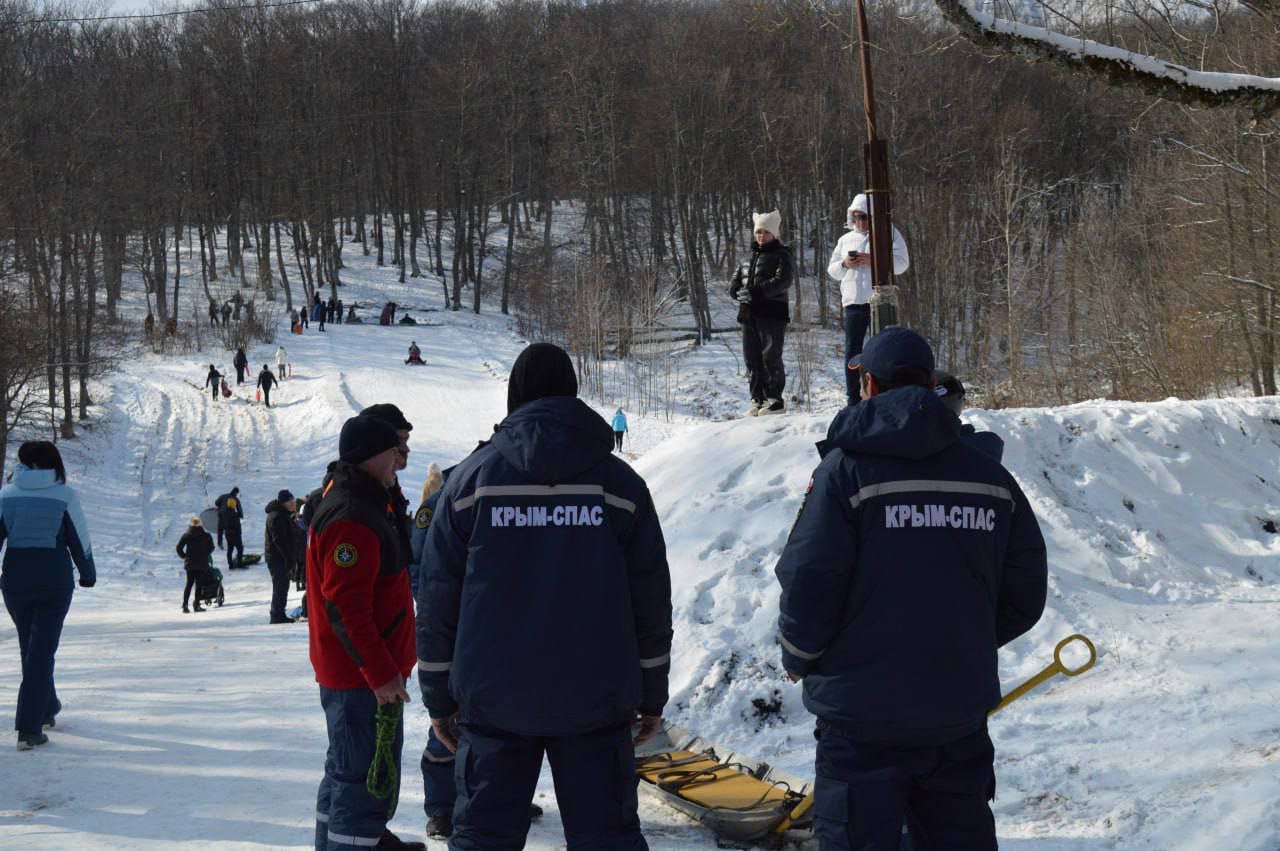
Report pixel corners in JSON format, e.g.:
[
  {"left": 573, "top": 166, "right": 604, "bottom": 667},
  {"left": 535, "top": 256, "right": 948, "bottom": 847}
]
[
  {"left": 827, "top": 193, "right": 910, "bottom": 405},
  {"left": 728, "top": 210, "right": 794, "bottom": 416}
]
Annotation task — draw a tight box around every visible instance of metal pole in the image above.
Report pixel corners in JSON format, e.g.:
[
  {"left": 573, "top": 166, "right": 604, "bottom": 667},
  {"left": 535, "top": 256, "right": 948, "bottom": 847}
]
[{"left": 854, "top": 0, "right": 899, "bottom": 328}]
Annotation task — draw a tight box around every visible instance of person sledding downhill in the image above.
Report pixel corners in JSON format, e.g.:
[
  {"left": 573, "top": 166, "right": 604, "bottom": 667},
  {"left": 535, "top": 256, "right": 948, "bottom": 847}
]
[
  {"left": 308, "top": 415, "right": 425, "bottom": 851},
  {"left": 404, "top": 342, "right": 424, "bottom": 366},
  {"left": 417, "top": 342, "right": 673, "bottom": 850},
  {"left": 729, "top": 210, "right": 794, "bottom": 416},
  {"left": 775, "top": 327, "right": 1048, "bottom": 851}
]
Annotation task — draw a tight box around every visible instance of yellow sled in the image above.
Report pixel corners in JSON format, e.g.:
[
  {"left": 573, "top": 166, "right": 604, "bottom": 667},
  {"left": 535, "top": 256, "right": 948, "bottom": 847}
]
[{"left": 634, "top": 722, "right": 813, "bottom": 845}]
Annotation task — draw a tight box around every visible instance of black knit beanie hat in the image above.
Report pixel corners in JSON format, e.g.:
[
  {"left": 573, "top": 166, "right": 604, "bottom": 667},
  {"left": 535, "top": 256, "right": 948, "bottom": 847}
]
[
  {"left": 339, "top": 415, "right": 401, "bottom": 465},
  {"left": 507, "top": 343, "right": 578, "bottom": 414}
]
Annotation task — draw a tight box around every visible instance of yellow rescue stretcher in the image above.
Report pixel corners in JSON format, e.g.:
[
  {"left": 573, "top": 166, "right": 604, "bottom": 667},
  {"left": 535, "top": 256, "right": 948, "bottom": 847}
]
[
  {"left": 634, "top": 722, "right": 814, "bottom": 843},
  {"left": 636, "top": 634, "right": 1097, "bottom": 847}
]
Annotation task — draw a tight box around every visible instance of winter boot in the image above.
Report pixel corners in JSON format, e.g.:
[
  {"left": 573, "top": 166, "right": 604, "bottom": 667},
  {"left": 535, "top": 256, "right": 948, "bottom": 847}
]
[
  {"left": 17, "top": 732, "right": 48, "bottom": 751},
  {"left": 425, "top": 813, "right": 452, "bottom": 839},
  {"left": 193, "top": 602, "right": 206, "bottom": 612},
  {"left": 761, "top": 398, "right": 785, "bottom": 415},
  {"left": 746, "top": 400, "right": 763, "bottom": 417},
  {"left": 182, "top": 604, "right": 190, "bottom": 613},
  {"left": 374, "top": 829, "right": 425, "bottom": 850}
]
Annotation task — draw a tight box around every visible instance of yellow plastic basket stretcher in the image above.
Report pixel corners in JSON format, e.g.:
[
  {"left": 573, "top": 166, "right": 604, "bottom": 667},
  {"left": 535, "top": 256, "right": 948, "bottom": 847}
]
[
  {"left": 634, "top": 722, "right": 813, "bottom": 843},
  {"left": 635, "top": 634, "right": 1097, "bottom": 846}
]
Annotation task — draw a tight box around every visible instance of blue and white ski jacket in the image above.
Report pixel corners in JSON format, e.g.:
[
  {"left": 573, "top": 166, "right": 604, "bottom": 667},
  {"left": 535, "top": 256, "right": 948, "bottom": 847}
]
[
  {"left": 416, "top": 396, "right": 672, "bottom": 736},
  {"left": 0, "top": 466, "right": 96, "bottom": 594},
  {"left": 775, "top": 386, "right": 1046, "bottom": 747}
]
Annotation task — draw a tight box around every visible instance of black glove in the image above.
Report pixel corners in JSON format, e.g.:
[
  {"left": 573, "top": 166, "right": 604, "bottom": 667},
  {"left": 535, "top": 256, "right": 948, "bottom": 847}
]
[{"left": 79, "top": 577, "right": 95, "bottom": 588}]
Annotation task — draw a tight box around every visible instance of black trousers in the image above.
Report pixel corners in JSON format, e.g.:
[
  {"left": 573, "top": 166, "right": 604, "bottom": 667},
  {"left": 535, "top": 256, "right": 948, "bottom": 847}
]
[
  {"left": 267, "top": 559, "right": 290, "bottom": 621},
  {"left": 614, "top": 431, "right": 624, "bottom": 451},
  {"left": 261, "top": 386, "right": 271, "bottom": 407},
  {"left": 742, "top": 316, "right": 788, "bottom": 403},
  {"left": 225, "top": 528, "right": 243, "bottom": 569},
  {"left": 182, "top": 567, "right": 208, "bottom": 607}
]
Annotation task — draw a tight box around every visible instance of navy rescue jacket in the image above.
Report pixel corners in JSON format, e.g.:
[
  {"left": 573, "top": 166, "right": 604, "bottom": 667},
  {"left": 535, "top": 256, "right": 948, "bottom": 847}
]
[
  {"left": 961, "top": 422, "right": 1005, "bottom": 463},
  {"left": 775, "top": 386, "right": 1047, "bottom": 747},
  {"left": 416, "top": 396, "right": 673, "bottom": 736}
]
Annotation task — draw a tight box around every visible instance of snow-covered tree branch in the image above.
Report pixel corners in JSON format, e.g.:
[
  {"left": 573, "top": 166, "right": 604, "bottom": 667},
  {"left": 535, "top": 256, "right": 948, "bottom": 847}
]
[{"left": 933, "top": 0, "right": 1280, "bottom": 120}]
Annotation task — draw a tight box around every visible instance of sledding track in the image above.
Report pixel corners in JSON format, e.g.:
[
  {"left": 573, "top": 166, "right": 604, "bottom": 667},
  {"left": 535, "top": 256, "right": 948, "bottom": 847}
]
[{"left": 0, "top": 306, "right": 721, "bottom": 849}]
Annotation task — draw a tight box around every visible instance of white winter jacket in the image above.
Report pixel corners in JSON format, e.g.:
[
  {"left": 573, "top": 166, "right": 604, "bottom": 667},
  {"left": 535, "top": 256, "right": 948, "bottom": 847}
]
[{"left": 827, "top": 226, "right": 910, "bottom": 307}]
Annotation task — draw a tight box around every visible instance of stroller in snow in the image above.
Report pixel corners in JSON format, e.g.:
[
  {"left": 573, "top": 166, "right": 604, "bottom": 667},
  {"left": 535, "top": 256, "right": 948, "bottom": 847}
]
[{"left": 196, "top": 560, "right": 226, "bottom": 608}]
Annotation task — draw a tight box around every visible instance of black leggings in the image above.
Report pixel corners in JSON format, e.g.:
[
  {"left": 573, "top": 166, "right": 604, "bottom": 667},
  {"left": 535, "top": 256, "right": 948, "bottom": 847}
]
[{"left": 182, "top": 569, "right": 207, "bottom": 607}]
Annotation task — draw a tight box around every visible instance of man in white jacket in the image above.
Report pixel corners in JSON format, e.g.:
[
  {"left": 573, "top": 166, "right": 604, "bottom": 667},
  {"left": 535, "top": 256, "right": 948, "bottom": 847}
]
[{"left": 827, "top": 193, "right": 910, "bottom": 405}]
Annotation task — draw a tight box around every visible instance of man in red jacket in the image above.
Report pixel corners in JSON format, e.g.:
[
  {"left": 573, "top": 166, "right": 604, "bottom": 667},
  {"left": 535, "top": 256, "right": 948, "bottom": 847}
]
[{"left": 308, "top": 414, "right": 424, "bottom": 851}]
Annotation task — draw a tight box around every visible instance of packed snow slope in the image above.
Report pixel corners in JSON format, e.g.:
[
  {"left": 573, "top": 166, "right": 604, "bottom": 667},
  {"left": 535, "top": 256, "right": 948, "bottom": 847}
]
[
  {"left": 639, "top": 399, "right": 1280, "bottom": 851},
  {"left": 0, "top": 259, "right": 1278, "bottom": 849}
]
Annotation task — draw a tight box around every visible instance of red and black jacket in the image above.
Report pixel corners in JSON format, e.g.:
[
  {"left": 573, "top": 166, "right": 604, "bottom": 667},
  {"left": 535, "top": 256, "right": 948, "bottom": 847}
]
[{"left": 306, "top": 462, "right": 415, "bottom": 690}]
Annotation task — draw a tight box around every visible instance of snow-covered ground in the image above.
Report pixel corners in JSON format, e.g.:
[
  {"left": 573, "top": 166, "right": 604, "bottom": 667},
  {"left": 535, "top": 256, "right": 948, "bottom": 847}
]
[{"left": 0, "top": 250, "right": 1278, "bottom": 849}]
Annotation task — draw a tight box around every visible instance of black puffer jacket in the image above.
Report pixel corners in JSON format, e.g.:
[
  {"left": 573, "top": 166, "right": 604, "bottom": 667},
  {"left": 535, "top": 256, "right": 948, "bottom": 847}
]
[
  {"left": 728, "top": 239, "right": 794, "bottom": 323},
  {"left": 176, "top": 527, "right": 215, "bottom": 572}
]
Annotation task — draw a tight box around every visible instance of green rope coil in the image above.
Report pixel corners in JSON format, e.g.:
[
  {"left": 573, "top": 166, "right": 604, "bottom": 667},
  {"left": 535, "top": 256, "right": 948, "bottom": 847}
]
[{"left": 367, "top": 701, "right": 403, "bottom": 820}]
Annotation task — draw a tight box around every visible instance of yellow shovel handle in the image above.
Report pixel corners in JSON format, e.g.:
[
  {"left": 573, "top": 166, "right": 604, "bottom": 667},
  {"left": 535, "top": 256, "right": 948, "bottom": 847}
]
[
  {"left": 990, "top": 634, "right": 1096, "bottom": 716},
  {"left": 774, "top": 634, "right": 1097, "bottom": 836}
]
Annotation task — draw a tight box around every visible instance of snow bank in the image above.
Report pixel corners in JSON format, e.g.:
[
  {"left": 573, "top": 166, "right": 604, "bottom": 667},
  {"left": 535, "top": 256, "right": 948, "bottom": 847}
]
[{"left": 637, "top": 397, "right": 1280, "bottom": 848}]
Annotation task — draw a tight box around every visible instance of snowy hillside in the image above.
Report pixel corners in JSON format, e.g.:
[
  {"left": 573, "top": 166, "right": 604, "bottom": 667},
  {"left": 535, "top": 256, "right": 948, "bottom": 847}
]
[
  {"left": 640, "top": 400, "right": 1280, "bottom": 851},
  {"left": 0, "top": 257, "right": 1278, "bottom": 849}
]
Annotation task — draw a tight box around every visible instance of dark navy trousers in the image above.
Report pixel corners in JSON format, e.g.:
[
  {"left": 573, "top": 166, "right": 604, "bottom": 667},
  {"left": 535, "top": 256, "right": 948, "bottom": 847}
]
[
  {"left": 812, "top": 723, "right": 996, "bottom": 851},
  {"left": 422, "top": 725, "right": 456, "bottom": 818},
  {"left": 267, "top": 559, "right": 290, "bottom": 621},
  {"left": 315, "top": 686, "right": 403, "bottom": 850},
  {"left": 449, "top": 720, "right": 646, "bottom": 851},
  {"left": 2, "top": 585, "right": 72, "bottom": 735},
  {"left": 843, "top": 304, "right": 871, "bottom": 404}
]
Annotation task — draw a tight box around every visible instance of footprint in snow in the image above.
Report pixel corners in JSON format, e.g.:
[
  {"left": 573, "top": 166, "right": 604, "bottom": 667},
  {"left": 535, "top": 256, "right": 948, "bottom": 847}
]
[{"left": 717, "top": 461, "right": 751, "bottom": 492}]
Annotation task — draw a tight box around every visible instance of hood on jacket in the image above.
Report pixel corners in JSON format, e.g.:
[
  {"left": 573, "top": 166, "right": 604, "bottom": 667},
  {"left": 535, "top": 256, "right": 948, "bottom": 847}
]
[
  {"left": 819, "top": 385, "right": 960, "bottom": 462},
  {"left": 491, "top": 397, "right": 615, "bottom": 484},
  {"left": 265, "top": 499, "right": 285, "bottom": 515},
  {"left": 11, "top": 466, "right": 59, "bottom": 490}
]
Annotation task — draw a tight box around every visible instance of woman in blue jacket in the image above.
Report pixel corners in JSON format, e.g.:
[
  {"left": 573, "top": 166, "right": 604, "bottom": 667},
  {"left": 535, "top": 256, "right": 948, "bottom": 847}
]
[
  {"left": 0, "top": 441, "right": 95, "bottom": 750},
  {"left": 611, "top": 408, "right": 628, "bottom": 451}
]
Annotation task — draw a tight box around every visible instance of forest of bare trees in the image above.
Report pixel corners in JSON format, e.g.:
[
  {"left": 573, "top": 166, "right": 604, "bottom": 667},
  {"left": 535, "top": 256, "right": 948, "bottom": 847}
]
[{"left": 0, "top": 0, "right": 1275, "bottom": 471}]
